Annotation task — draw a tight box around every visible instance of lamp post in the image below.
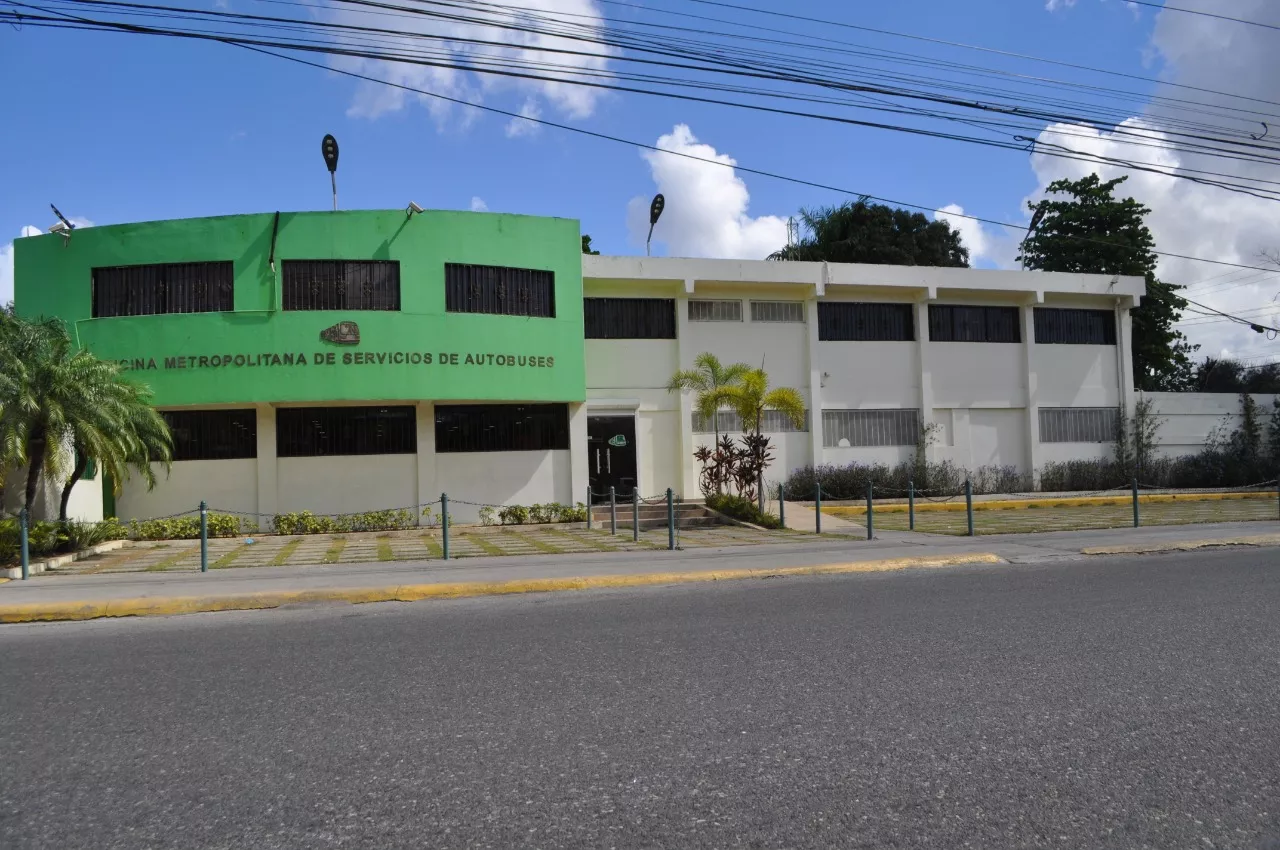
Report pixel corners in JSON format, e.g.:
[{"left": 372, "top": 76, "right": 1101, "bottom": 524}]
[
  {"left": 321, "top": 134, "right": 340, "bottom": 211},
  {"left": 646, "top": 193, "right": 664, "bottom": 256}
]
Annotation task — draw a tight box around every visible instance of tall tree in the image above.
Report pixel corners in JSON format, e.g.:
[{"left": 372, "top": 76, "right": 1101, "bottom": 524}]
[
  {"left": 1017, "top": 174, "right": 1196, "bottom": 391},
  {"left": 581, "top": 235, "right": 601, "bottom": 255},
  {"left": 769, "top": 199, "right": 969, "bottom": 267},
  {"left": 0, "top": 313, "right": 172, "bottom": 517}
]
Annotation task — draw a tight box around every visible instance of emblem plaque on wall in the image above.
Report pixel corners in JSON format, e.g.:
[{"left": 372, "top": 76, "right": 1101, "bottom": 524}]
[{"left": 320, "top": 321, "right": 360, "bottom": 345}]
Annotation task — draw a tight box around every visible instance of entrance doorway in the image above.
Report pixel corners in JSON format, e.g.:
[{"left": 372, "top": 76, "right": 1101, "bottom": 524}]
[{"left": 587, "top": 415, "right": 638, "bottom": 502}]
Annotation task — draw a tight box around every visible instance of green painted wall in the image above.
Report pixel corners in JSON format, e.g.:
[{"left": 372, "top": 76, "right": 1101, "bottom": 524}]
[{"left": 14, "top": 210, "right": 586, "bottom": 406}]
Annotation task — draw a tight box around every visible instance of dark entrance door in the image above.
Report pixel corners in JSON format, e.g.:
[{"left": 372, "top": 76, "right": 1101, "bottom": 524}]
[{"left": 587, "top": 416, "right": 638, "bottom": 502}]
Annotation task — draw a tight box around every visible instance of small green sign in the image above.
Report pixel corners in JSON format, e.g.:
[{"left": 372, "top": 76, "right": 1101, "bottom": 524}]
[{"left": 608, "top": 434, "right": 627, "bottom": 447}]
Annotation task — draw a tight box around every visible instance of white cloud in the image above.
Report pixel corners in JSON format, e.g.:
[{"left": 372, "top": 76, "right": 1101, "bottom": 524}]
[
  {"left": 1045, "top": 0, "right": 1076, "bottom": 10},
  {"left": 626, "top": 124, "right": 787, "bottom": 260},
  {"left": 469, "top": 196, "right": 489, "bottom": 212},
  {"left": 504, "top": 99, "right": 542, "bottom": 138},
  {"left": 337, "top": 0, "right": 611, "bottom": 129},
  {"left": 934, "top": 203, "right": 1015, "bottom": 268}
]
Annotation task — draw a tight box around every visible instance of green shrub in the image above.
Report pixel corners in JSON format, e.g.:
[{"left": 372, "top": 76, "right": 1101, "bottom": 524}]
[
  {"left": 527, "top": 503, "right": 557, "bottom": 523},
  {"left": 499, "top": 505, "right": 530, "bottom": 525},
  {"left": 478, "top": 506, "right": 496, "bottom": 526},
  {"left": 556, "top": 503, "right": 588, "bottom": 523},
  {"left": 705, "top": 493, "right": 782, "bottom": 529}
]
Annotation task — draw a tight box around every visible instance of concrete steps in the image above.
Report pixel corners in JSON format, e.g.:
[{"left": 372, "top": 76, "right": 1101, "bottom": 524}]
[{"left": 588, "top": 501, "right": 727, "bottom": 530}]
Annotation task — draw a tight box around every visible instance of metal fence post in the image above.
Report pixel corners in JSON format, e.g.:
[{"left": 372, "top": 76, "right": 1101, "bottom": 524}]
[
  {"left": 815, "top": 482, "right": 822, "bottom": 534},
  {"left": 758, "top": 473, "right": 765, "bottom": 515},
  {"left": 666, "top": 488, "right": 675, "bottom": 550},
  {"left": 1276, "top": 478, "right": 1280, "bottom": 521},
  {"left": 1132, "top": 478, "right": 1140, "bottom": 528},
  {"left": 609, "top": 486, "right": 617, "bottom": 535},
  {"left": 586, "top": 486, "right": 592, "bottom": 530},
  {"left": 908, "top": 480, "right": 915, "bottom": 531},
  {"left": 778, "top": 482, "right": 785, "bottom": 527},
  {"left": 19, "top": 507, "right": 30, "bottom": 581},
  {"left": 441, "top": 493, "right": 450, "bottom": 561},
  {"left": 199, "top": 500, "right": 209, "bottom": 573},
  {"left": 632, "top": 489, "right": 639, "bottom": 543},
  {"left": 866, "top": 481, "right": 874, "bottom": 540},
  {"left": 965, "top": 480, "right": 974, "bottom": 537}
]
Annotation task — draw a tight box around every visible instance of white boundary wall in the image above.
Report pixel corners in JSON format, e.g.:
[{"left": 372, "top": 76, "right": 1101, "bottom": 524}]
[{"left": 1142, "top": 392, "right": 1279, "bottom": 458}]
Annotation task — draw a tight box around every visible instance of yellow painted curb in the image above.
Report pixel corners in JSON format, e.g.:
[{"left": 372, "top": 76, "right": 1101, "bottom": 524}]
[
  {"left": 1081, "top": 533, "right": 1280, "bottom": 556},
  {"left": 0, "top": 553, "right": 1004, "bottom": 624},
  {"left": 827, "top": 491, "right": 1278, "bottom": 515}
]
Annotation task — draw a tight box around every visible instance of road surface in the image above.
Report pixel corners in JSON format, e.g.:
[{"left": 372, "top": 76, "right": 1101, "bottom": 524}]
[{"left": 2, "top": 549, "right": 1278, "bottom": 848}]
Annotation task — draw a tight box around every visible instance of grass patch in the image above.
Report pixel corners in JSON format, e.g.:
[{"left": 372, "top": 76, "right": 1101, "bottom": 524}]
[
  {"left": 211, "top": 546, "right": 246, "bottom": 569},
  {"left": 270, "top": 537, "right": 304, "bottom": 566},
  {"left": 376, "top": 536, "right": 395, "bottom": 562},
  {"left": 503, "top": 531, "right": 564, "bottom": 554},
  {"left": 145, "top": 547, "right": 198, "bottom": 571},
  {"left": 467, "top": 533, "right": 507, "bottom": 556},
  {"left": 422, "top": 534, "right": 444, "bottom": 558},
  {"left": 321, "top": 536, "right": 347, "bottom": 564},
  {"left": 543, "top": 527, "right": 619, "bottom": 552}
]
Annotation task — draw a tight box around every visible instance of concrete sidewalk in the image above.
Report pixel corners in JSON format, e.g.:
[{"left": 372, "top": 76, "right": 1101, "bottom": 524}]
[{"left": 1, "top": 521, "right": 1277, "bottom": 622}]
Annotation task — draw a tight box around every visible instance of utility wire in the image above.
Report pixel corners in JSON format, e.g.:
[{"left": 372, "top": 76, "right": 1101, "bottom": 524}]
[{"left": 1124, "top": 0, "right": 1280, "bottom": 33}]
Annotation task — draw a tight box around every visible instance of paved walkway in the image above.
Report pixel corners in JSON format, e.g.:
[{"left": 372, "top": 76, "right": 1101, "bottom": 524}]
[{"left": 1, "top": 521, "right": 1275, "bottom": 619}]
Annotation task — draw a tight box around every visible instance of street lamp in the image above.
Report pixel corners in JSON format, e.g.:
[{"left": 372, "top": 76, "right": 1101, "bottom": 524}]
[
  {"left": 647, "top": 193, "right": 664, "bottom": 256},
  {"left": 321, "top": 134, "right": 340, "bottom": 211}
]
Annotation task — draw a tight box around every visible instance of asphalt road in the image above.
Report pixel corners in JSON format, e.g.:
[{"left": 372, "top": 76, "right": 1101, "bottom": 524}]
[{"left": 2, "top": 550, "right": 1278, "bottom": 849}]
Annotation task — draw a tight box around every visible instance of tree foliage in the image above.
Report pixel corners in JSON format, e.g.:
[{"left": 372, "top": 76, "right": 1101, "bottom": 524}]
[
  {"left": 666, "top": 352, "right": 751, "bottom": 449},
  {"left": 0, "top": 312, "right": 173, "bottom": 518},
  {"left": 769, "top": 199, "right": 969, "bottom": 267},
  {"left": 581, "top": 234, "right": 600, "bottom": 255},
  {"left": 1017, "top": 173, "right": 1196, "bottom": 391},
  {"left": 1192, "top": 357, "right": 1280, "bottom": 394}
]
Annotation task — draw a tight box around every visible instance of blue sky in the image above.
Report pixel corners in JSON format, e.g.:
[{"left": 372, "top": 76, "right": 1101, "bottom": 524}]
[{"left": 3, "top": 0, "right": 1278, "bottom": 359}]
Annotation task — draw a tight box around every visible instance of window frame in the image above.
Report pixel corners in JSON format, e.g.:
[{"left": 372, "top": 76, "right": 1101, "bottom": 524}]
[
  {"left": 281, "top": 260, "right": 402, "bottom": 312},
  {"left": 434, "top": 403, "right": 571, "bottom": 453},
  {"left": 822, "top": 409, "right": 920, "bottom": 448},
  {"left": 688, "top": 299, "right": 744, "bottom": 322},
  {"left": 161, "top": 409, "right": 258, "bottom": 461},
  {"left": 1038, "top": 407, "right": 1120, "bottom": 443},
  {"left": 750, "top": 301, "right": 806, "bottom": 323},
  {"left": 444, "top": 263, "right": 556, "bottom": 318},
  {"left": 928, "top": 304, "right": 1021, "bottom": 343},
  {"left": 276, "top": 406, "right": 417, "bottom": 458},
  {"left": 584, "top": 297, "right": 677, "bottom": 339},
  {"left": 1033, "top": 308, "right": 1117, "bottom": 345},
  {"left": 91, "top": 261, "right": 234, "bottom": 318},
  {"left": 817, "top": 302, "right": 915, "bottom": 341}
]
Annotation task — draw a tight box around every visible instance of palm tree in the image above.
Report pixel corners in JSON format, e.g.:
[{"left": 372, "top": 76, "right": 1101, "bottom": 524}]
[
  {"left": 0, "top": 314, "right": 172, "bottom": 518},
  {"left": 666, "top": 352, "right": 751, "bottom": 448},
  {"left": 724, "top": 368, "right": 807, "bottom": 438}
]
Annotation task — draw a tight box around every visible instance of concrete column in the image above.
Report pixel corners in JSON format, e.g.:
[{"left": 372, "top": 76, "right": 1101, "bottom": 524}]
[
  {"left": 415, "top": 402, "right": 436, "bottom": 522},
  {"left": 1021, "top": 303, "right": 1041, "bottom": 480},
  {"left": 805, "top": 296, "right": 824, "bottom": 468},
  {"left": 567, "top": 402, "right": 589, "bottom": 505},
  {"left": 254, "top": 403, "right": 276, "bottom": 521},
  {"left": 1117, "top": 301, "right": 1136, "bottom": 415},
  {"left": 676, "top": 290, "right": 695, "bottom": 496},
  {"left": 914, "top": 299, "right": 935, "bottom": 461}
]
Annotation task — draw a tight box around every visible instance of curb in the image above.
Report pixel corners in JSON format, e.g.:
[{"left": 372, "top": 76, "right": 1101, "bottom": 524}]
[
  {"left": 0, "top": 553, "right": 1004, "bottom": 624},
  {"left": 824, "top": 491, "right": 1278, "bottom": 515},
  {"left": 1, "top": 539, "right": 132, "bottom": 580},
  {"left": 1081, "top": 533, "right": 1280, "bottom": 556}
]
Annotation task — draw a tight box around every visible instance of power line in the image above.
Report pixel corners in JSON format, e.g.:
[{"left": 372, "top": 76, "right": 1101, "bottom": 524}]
[{"left": 1124, "top": 0, "right": 1280, "bottom": 33}]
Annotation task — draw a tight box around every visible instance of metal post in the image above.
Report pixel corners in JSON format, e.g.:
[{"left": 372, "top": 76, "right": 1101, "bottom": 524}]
[
  {"left": 778, "top": 482, "right": 785, "bottom": 527},
  {"left": 586, "top": 485, "right": 592, "bottom": 530},
  {"left": 1132, "top": 478, "right": 1140, "bottom": 528},
  {"left": 908, "top": 480, "right": 915, "bottom": 531},
  {"left": 866, "top": 481, "right": 874, "bottom": 540},
  {"left": 632, "top": 489, "right": 639, "bottom": 543},
  {"left": 441, "top": 493, "right": 450, "bottom": 561},
  {"left": 965, "top": 480, "right": 974, "bottom": 537},
  {"left": 19, "top": 507, "right": 30, "bottom": 581},
  {"left": 666, "top": 488, "right": 675, "bottom": 550},
  {"left": 199, "top": 500, "right": 209, "bottom": 573},
  {"left": 1277, "top": 478, "right": 1279, "bottom": 522},
  {"left": 815, "top": 482, "right": 822, "bottom": 534},
  {"left": 758, "top": 473, "right": 765, "bottom": 515},
  {"left": 609, "top": 486, "right": 617, "bottom": 535}
]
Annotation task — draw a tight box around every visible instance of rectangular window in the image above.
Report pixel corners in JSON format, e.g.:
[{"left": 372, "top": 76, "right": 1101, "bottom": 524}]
[
  {"left": 92, "top": 262, "right": 234, "bottom": 318},
  {"left": 750, "top": 300, "right": 805, "bottom": 323},
  {"left": 161, "top": 409, "right": 257, "bottom": 461},
  {"left": 445, "top": 263, "right": 555, "bottom": 318},
  {"left": 276, "top": 406, "right": 415, "bottom": 457},
  {"left": 823, "top": 409, "right": 919, "bottom": 447},
  {"left": 692, "top": 409, "right": 809, "bottom": 433},
  {"left": 688, "top": 299, "right": 743, "bottom": 322},
  {"left": 281, "top": 260, "right": 401, "bottom": 311},
  {"left": 818, "top": 302, "right": 914, "bottom": 341},
  {"left": 1034, "top": 308, "right": 1117, "bottom": 345},
  {"left": 1039, "top": 407, "right": 1119, "bottom": 443},
  {"left": 929, "top": 305, "right": 1021, "bottom": 343},
  {"left": 435, "top": 403, "right": 570, "bottom": 453},
  {"left": 584, "top": 297, "right": 676, "bottom": 339}
]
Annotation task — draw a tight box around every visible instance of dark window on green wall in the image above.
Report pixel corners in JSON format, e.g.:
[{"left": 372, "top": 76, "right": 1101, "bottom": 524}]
[
  {"left": 161, "top": 409, "right": 257, "bottom": 461},
  {"left": 584, "top": 298, "right": 676, "bottom": 339},
  {"left": 92, "top": 262, "right": 234, "bottom": 318},
  {"left": 445, "top": 264, "right": 555, "bottom": 318},
  {"left": 281, "top": 261, "right": 401, "bottom": 311},
  {"left": 1034, "top": 308, "right": 1117, "bottom": 345},
  {"left": 277, "top": 406, "right": 415, "bottom": 457},
  {"left": 929, "top": 305, "right": 1021, "bottom": 343},
  {"left": 818, "top": 303, "right": 915, "bottom": 341},
  {"left": 435, "top": 404, "right": 570, "bottom": 453}
]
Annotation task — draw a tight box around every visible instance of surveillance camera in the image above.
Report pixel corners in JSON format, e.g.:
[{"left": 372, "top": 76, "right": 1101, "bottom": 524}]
[
  {"left": 49, "top": 221, "right": 70, "bottom": 234},
  {"left": 406, "top": 201, "right": 424, "bottom": 217}
]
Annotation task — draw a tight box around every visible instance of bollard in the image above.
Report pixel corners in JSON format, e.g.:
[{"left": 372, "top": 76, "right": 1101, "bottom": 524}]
[
  {"left": 866, "top": 481, "right": 874, "bottom": 540},
  {"left": 609, "top": 487, "right": 617, "bottom": 535},
  {"left": 1277, "top": 478, "right": 1280, "bottom": 522},
  {"left": 586, "top": 485, "right": 592, "bottom": 530},
  {"left": 441, "top": 493, "right": 450, "bottom": 561},
  {"left": 19, "top": 507, "right": 30, "bottom": 581},
  {"left": 815, "top": 482, "right": 822, "bottom": 534},
  {"left": 908, "top": 480, "right": 915, "bottom": 531},
  {"left": 666, "top": 488, "right": 675, "bottom": 550},
  {"left": 965, "top": 480, "right": 974, "bottom": 537},
  {"left": 758, "top": 473, "right": 765, "bottom": 516},
  {"left": 778, "top": 482, "right": 785, "bottom": 528},
  {"left": 199, "top": 500, "right": 209, "bottom": 573},
  {"left": 1132, "top": 478, "right": 1140, "bottom": 528},
  {"left": 632, "top": 489, "right": 640, "bottom": 543}
]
